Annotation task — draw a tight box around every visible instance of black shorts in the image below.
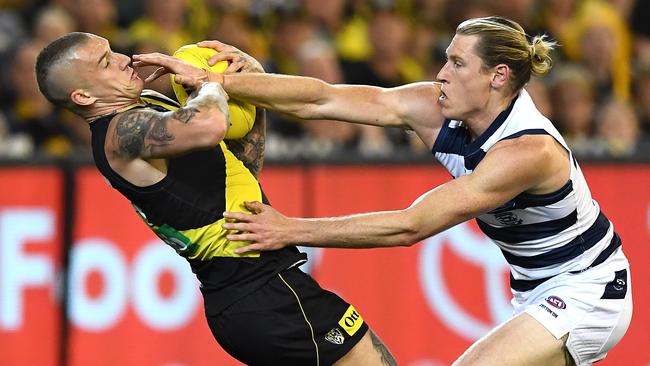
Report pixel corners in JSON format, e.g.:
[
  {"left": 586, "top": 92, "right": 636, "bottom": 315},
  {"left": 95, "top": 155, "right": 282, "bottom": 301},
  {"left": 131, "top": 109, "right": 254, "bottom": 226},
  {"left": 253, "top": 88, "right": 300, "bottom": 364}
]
[{"left": 207, "top": 266, "right": 369, "bottom": 366}]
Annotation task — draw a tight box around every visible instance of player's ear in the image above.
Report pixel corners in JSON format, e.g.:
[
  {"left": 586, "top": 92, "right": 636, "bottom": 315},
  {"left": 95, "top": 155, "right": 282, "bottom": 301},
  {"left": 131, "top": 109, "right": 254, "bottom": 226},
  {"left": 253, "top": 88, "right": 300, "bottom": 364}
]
[
  {"left": 70, "top": 89, "right": 97, "bottom": 106},
  {"left": 491, "top": 64, "right": 510, "bottom": 89}
]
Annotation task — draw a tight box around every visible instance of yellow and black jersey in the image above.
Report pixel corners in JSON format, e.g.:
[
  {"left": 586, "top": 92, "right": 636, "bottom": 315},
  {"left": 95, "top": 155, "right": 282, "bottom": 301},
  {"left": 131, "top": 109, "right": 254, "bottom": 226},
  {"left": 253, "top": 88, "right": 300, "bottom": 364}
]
[{"left": 89, "top": 90, "right": 306, "bottom": 314}]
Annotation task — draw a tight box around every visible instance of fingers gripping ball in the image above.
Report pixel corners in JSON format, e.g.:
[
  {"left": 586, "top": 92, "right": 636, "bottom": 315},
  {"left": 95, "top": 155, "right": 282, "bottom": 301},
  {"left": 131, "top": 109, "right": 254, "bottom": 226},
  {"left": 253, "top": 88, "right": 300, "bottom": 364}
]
[{"left": 171, "top": 44, "right": 255, "bottom": 139}]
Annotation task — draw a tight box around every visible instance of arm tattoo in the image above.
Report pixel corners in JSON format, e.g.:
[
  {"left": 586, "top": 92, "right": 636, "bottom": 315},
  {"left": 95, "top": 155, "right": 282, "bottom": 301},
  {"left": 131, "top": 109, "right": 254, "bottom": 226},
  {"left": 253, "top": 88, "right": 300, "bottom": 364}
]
[
  {"left": 225, "top": 108, "right": 266, "bottom": 177},
  {"left": 171, "top": 107, "right": 196, "bottom": 124},
  {"left": 113, "top": 110, "right": 175, "bottom": 158},
  {"left": 369, "top": 330, "right": 397, "bottom": 366}
]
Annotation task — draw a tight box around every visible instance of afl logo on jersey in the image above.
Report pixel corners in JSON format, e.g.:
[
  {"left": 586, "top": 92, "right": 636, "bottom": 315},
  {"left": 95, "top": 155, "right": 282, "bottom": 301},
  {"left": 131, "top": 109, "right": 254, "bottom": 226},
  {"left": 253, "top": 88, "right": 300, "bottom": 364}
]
[{"left": 545, "top": 296, "right": 566, "bottom": 309}]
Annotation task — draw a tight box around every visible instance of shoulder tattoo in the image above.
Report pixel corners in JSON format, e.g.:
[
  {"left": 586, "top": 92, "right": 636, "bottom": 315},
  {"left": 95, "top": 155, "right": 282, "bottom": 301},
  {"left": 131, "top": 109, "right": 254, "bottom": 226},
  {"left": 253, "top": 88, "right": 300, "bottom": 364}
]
[{"left": 113, "top": 109, "right": 174, "bottom": 158}]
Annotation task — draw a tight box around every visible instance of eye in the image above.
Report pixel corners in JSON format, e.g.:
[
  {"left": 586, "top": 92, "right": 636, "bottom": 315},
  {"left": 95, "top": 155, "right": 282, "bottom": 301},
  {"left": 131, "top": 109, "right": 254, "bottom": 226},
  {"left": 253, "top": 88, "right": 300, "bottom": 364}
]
[{"left": 454, "top": 60, "right": 462, "bottom": 68}]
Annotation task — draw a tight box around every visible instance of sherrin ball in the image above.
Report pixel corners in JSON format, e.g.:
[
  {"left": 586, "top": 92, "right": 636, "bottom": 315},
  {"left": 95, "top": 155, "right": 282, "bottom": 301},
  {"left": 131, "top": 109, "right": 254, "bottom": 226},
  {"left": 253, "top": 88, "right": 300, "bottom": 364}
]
[{"left": 171, "top": 44, "right": 256, "bottom": 139}]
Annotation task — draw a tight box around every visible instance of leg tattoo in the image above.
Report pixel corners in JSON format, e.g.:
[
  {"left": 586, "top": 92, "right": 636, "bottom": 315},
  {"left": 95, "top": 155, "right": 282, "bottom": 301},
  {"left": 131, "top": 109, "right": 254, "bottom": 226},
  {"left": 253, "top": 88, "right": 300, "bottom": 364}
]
[{"left": 369, "top": 330, "right": 397, "bottom": 366}]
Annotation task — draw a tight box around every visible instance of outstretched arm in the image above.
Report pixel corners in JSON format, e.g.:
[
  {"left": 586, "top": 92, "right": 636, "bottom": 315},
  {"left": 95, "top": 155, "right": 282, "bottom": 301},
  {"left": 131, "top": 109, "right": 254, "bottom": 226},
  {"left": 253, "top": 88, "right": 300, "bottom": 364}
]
[
  {"left": 223, "top": 135, "right": 562, "bottom": 252},
  {"left": 135, "top": 41, "right": 446, "bottom": 149},
  {"left": 217, "top": 73, "right": 445, "bottom": 147}
]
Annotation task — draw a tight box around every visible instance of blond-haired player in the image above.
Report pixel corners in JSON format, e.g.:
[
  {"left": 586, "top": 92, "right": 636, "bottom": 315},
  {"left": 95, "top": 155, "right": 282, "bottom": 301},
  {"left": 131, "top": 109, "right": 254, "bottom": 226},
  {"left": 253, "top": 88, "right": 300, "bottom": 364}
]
[{"left": 135, "top": 16, "right": 633, "bottom": 365}]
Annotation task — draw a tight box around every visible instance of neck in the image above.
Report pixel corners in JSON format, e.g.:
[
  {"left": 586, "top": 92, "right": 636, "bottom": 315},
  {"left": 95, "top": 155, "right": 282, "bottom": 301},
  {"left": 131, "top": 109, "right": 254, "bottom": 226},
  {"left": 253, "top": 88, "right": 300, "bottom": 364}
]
[
  {"left": 84, "top": 98, "right": 145, "bottom": 123},
  {"left": 465, "top": 91, "right": 517, "bottom": 139}
]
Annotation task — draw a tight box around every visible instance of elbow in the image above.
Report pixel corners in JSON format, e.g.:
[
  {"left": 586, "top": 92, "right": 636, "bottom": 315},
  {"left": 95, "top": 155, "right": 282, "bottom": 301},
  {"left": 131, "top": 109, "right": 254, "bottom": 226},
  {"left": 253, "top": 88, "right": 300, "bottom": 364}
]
[
  {"left": 289, "top": 79, "right": 332, "bottom": 120},
  {"left": 400, "top": 229, "right": 426, "bottom": 247},
  {"left": 291, "top": 104, "right": 321, "bottom": 120},
  {"left": 397, "top": 212, "right": 428, "bottom": 247},
  {"left": 197, "top": 115, "right": 227, "bottom": 148}
]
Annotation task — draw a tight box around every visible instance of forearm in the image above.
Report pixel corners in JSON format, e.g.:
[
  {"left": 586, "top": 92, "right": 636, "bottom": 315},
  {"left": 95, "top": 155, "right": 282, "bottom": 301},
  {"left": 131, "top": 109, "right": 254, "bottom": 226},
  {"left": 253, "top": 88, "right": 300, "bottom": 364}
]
[
  {"left": 285, "top": 183, "right": 481, "bottom": 249},
  {"left": 286, "top": 210, "right": 424, "bottom": 249},
  {"left": 217, "top": 72, "right": 326, "bottom": 120},
  {"left": 213, "top": 72, "right": 422, "bottom": 129}
]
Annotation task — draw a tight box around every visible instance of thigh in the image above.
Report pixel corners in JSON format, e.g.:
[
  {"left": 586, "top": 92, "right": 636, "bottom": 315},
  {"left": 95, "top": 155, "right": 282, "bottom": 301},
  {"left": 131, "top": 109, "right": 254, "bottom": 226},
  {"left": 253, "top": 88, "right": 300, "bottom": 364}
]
[
  {"left": 454, "top": 312, "right": 569, "bottom": 366},
  {"left": 334, "top": 330, "right": 397, "bottom": 366},
  {"left": 207, "top": 267, "right": 372, "bottom": 366}
]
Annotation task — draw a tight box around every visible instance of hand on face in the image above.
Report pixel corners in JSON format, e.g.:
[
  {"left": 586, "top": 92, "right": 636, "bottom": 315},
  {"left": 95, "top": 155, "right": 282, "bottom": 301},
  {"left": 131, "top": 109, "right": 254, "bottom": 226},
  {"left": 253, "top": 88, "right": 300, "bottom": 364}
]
[
  {"left": 222, "top": 201, "right": 291, "bottom": 253},
  {"left": 197, "top": 40, "right": 265, "bottom": 74},
  {"left": 132, "top": 52, "right": 208, "bottom": 89}
]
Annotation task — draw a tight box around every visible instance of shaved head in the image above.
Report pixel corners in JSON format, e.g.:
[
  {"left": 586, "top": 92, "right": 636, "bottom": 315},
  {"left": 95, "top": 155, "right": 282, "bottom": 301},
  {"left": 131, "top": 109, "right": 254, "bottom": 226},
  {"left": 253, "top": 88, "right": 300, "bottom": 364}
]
[{"left": 35, "top": 32, "right": 92, "bottom": 110}]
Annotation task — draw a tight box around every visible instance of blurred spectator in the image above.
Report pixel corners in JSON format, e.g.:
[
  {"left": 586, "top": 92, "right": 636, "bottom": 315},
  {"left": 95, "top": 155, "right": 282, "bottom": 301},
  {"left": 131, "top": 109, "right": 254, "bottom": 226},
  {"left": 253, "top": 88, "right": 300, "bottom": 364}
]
[
  {"left": 578, "top": 21, "right": 623, "bottom": 101},
  {"left": 302, "top": 0, "right": 347, "bottom": 35},
  {"left": 535, "top": 0, "right": 579, "bottom": 46},
  {"left": 70, "top": 0, "right": 131, "bottom": 53},
  {"left": 0, "top": 7, "right": 28, "bottom": 108},
  {"left": 3, "top": 42, "right": 88, "bottom": 157},
  {"left": 526, "top": 77, "right": 553, "bottom": 118},
  {"left": 351, "top": 9, "right": 425, "bottom": 155},
  {"left": 207, "top": 10, "right": 257, "bottom": 57},
  {"left": 343, "top": 9, "right": 423, "bottom": 87},
  {"left": 270, "top": 12, "right": 315, "bottom": 75},
  {"left": 128, "top": 0, "right": 192, "bottom": 55},
  {"left": 301, "top": 0, "right": 373, "bottom": 62},
  {"left": 128, "top": 0, "right": 195, "bottom": 96},
  {"left": 593, "top": 98, "right": 640, "bottom": 156},
  {"left": 606, "top": 0, "right": 636, "bottom": 20},
  {"left": 262, "top": 12, "right": 316, "bottom": 144},
  {"left": 32, "top": 5, "right": 76, "bottom": 47},
  {"left": 560, "top": 0, "right": 632, "bottom": 101},
  {"left": 410, "top": 0, "right": 455, "bottom": 79},
  {"left": 294, "top": 39, "right": 361, "bottom": 157},
  {"left": 549, "top": 66, "right": 597, "bottom": 156}
]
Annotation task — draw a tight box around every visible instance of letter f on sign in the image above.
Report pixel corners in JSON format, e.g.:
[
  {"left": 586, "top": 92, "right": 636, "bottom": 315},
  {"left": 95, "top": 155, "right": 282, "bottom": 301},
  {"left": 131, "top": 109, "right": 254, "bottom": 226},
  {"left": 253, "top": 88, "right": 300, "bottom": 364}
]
[{"left": 0, "top": 209, "right": 54, "bottom": 330}]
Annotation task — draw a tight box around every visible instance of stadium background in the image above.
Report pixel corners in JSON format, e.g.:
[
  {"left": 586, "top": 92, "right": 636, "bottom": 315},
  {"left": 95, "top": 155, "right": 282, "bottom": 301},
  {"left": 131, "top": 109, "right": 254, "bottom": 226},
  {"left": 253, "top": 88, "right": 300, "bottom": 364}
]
[{"left": 0, "top": 0, "right": 649, "bottom": 365}]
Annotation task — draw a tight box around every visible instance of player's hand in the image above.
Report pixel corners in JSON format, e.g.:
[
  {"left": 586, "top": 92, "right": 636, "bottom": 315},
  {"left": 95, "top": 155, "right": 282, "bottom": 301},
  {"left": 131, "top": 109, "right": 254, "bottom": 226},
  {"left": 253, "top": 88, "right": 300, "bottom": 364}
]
[
  {"left": 222, "top": 201, "right": 293, "bottom": 253},
  {"left": 196, "top": 40, "right": 265, "bottom": 74},
  {"left": 132, "top": 52, "right": 207, "bottom": 88}
]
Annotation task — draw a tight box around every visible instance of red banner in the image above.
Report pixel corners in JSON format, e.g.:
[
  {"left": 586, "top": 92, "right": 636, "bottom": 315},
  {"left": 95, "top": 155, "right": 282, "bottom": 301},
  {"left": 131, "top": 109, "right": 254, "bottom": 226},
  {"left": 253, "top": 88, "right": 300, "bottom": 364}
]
[
  {"left": 0, "top": 164, "right": 648, "bottom": 365},
  {"left": 68, "top": 167, "right": 238, "bottom": 365},
  {"left": 0, "top": 168, "right": 63, "bottom": 366}
]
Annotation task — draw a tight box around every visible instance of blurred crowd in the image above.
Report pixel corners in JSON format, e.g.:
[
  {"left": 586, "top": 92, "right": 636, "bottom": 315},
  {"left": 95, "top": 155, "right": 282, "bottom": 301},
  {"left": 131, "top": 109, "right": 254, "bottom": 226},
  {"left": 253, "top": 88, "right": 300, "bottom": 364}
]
[{"left": 1, "top": 0, "right": 649, "bottom": 160}]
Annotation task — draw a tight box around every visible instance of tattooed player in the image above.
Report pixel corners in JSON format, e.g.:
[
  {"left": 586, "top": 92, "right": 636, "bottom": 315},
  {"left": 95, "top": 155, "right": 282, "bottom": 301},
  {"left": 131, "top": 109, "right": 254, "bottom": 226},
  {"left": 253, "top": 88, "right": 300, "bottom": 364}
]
[{"left": 35, "top": 33, "right": 395, "bottom": 366}]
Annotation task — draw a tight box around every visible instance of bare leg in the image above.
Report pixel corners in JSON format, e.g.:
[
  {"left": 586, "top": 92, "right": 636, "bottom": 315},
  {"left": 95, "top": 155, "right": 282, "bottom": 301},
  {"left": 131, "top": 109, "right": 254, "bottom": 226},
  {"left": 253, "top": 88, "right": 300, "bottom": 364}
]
[
  {"left": 454, "top": 313, "right": 574, "bottom": 366},
  {"left": 334, "top": 329, "right": 397, "bottom": 366}
]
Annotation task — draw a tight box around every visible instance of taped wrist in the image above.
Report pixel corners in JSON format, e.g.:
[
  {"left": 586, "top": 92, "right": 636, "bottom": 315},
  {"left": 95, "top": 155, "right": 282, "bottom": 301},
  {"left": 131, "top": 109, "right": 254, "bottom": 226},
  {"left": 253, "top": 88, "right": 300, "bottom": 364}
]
[{"left": 189, "top": 82, "right": 230, "bottom": 118}]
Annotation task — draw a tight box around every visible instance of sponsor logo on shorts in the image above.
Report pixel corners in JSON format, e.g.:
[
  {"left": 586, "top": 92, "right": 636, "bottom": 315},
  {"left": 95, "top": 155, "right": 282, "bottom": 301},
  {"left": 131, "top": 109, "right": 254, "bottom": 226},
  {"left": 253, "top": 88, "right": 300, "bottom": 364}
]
[
  {"left": 324, "top": 328, "right": 345, "bottom": 345},
  {"left": 338, "top": 305, "right": 363, "bottom": 336},
  {"left": 545, "top": 295, "right": 566, "bottom": 309},
  {"left": 539, "top": 303, "right": 558, "bottom": 318}
]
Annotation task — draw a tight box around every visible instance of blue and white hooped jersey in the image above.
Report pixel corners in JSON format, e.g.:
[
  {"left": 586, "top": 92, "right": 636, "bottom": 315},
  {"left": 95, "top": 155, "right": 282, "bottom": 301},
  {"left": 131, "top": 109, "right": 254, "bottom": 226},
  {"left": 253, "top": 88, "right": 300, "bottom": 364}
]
[{"left": 431, "top": 89, "right": 621, "bottom": 293}]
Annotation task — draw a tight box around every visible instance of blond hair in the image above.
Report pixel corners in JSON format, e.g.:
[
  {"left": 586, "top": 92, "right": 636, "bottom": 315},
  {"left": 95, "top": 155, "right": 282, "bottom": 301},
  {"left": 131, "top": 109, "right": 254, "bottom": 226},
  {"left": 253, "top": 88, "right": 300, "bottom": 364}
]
[{"left": 456, "top": 16, "right": 557, "bottom": 92}]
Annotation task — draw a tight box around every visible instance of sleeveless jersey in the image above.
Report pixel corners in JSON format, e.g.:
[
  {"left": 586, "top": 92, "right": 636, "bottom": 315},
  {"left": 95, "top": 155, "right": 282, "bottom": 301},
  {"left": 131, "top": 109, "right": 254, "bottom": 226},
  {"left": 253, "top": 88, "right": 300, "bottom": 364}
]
[
  {"left": 89, "top": 90, "right": 306, "bottom": 314},
  {"left": 431, "top": 89, "right": 621, "bottom": 292}
]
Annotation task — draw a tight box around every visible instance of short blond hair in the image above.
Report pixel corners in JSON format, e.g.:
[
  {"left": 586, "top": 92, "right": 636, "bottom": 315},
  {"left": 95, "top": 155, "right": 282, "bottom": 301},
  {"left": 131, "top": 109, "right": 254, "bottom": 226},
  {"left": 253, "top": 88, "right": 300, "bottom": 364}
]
[{"left": 457, "top": 16, "right": 557, "bottom": 93}]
